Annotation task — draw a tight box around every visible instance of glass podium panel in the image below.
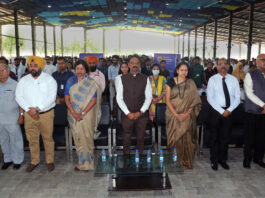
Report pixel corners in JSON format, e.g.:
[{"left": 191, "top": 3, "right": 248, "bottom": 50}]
[{"left": 95, "top": 154, "right": 183, "bottom": 175}]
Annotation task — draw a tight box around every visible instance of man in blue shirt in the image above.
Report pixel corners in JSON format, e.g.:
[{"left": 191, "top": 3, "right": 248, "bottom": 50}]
[{"left": 52, "top": 57, "right": 74, "bottom": 104}]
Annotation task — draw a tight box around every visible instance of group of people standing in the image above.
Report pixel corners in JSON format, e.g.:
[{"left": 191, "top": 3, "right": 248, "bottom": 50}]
[{"left": 0, "top": 53, "right": 264, "bottom": 173}]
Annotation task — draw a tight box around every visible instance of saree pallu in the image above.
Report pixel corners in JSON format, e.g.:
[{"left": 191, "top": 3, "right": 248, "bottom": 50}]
[
  {"left": 166, "top": 79, "right": 201, "bottom": 169},
  {"left": 68, "top": 77, "right": 101, "bottom": 171},
  {"left": 149, "top": 75, "right": 167, "bottom": 121}
]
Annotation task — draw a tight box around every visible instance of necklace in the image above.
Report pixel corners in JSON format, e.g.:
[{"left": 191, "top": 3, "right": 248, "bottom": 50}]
[{"left": 176, "top": 77, "right": 187, "bottom": 99}]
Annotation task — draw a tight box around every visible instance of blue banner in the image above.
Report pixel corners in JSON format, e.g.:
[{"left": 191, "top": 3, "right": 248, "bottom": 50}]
[{"left": 154, "top": 54, "right": 181, "bottom": 77}]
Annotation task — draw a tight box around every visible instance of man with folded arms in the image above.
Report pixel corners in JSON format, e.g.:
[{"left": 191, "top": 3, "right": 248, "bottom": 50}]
[{"left": 16, "top": 56, "right": 57, "bottom": 172}]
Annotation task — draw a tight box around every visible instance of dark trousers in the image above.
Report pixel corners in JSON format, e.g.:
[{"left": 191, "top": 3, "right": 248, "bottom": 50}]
[
  {"left": 121, "top": 114, "right": 148, "bottom": 154},
  {"left": 244, "top": 113, "right": 265, "bottom": 162},
  {"left": 209, "top": 107, "right": 232, "bottom": 163}
]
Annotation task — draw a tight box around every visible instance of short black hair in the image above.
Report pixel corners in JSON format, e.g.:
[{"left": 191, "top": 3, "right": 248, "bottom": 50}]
[
  {"left": 74, "top": 59, "right": 89, "bottom": 74},
  {"left": 194, "top": 56, "right": 201, "bottom": 61},
  {"left": 0, "top": 56, "right": 8, "bottom": 64},
  {"left": 145, "top": 58, "right": 151, "bottom": 62},
  {"left": 128, "top": 54, "right": 141, "bottom": 63},
  {"left": 112, "top": 55, "right": 119, "bottom": 60},
  {"left": 57, "top": 57, "right": 66, "bottom": 62},
  {"left": 160, "top": 60, "right": 166, "bottom": 64},
  {"left": 174, "top": 62, "right": 191, "bottom": 78},
  {"left": 14, "top": 57, "right": 20, "bottom": 61}
]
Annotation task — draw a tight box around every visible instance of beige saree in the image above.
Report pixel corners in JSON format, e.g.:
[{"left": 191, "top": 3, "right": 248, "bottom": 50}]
[
  {"left": 68, "top": 77, "right": 101, "bottom": 171},
  {"left": 166, "top": 78, "right": 201, "bottom": 169}
]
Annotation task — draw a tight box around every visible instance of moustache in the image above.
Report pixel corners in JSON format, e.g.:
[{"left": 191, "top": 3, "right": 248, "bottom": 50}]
[{"left": 132, "top": 66, "right": 138, "bottom": 69}]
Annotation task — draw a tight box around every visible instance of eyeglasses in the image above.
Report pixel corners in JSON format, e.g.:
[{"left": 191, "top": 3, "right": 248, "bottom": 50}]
[
  {"left": 258, "top": 59, "right": 265, "bottom": 62},
  {"left": 0, "top": 69, "right": 7, "bottom": 73},
  {"left": 129, "top": 62, "right": 140, "bottom": 65},
  {"left": 218, "top": 63, "right": 227, "bottom": 66}
]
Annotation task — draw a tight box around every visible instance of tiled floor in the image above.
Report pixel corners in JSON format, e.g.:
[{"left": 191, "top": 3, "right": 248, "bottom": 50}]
[{"left": 0, "top": 148, "right": 264, "bottom": 198}]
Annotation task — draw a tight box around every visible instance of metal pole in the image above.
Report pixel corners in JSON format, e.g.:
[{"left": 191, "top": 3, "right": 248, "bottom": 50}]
[
  {"left": 188, "top": 31, "right": 190, "bottom": 59},
  {"left": 84, "top": 28, "right": 87, "bottom": 53},
  {"left": 0, "top": 25, "right": 2, "bottom": 56},
  {"left": 53, "top": 26, "right": 56, "bottom": 56},
  {"left": 173, "top": 35, "right": 176, "bottom": 54},
  {"left": 247, "top": 3, "right": 254, "bottom": 61},
  {"left": 213, "top": 19, "right": 217, "bottom": 59},
  {"left": 258, "top": 42, "right": 261, "bottom": 55},
  {"left": 182, "top": 33, "right": 185, "bottom": 57},
  {"left": 203, "top": 24, "right": 206, "bottom": 60},
  {"left": 194, "top": 27, "right": 197, "bottom": 57},
  {"left": 102, "top": 29, "right": 105, "bottom": 55},
  {"left": 61, "top": 27, "right": 64, "bottom": 56},
  {"left": 43, "top": 22, "right": 47, "bottom": 57},
  {"left": 31, "top": 16, "right": 36, "bottom": 56},
  {"left": 119, "top": 29, "right": 121, "bottom": 55},
  {"left": 14, "top": 9, "right": 20, "bottom": 57},
  {"left": 177, "top": 35, "right": 180, "bottom": 54},
  {"left": 227, "top": 12, "right": 233, "bottom": 61}
]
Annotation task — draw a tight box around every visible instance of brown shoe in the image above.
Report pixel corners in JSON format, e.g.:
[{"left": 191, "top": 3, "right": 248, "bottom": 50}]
[
  {"left": 47, "top": 163, "right": 55, "bottom": 172},
  {"left": 26, "top": 163, "right": 39, "bottom": 172}
]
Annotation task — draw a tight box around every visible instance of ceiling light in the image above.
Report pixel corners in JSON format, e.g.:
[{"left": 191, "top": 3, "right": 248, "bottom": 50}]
[
  {"left": 160, "top": 11, "right": 163, "bottom": 13},
  {"left": 92, "top": 17, "right": 95, "bottom": 19},
  {"left": 245, "top": 20, "right": 248, "bottom": 23},
  {"left": 124, "top": 13, "right": 127, "bottom": 16},
  {"left": 166, "top": 3, "right": 169, "bottom": 6},
  {"left": 197, "top": 6, "right": 201, "bottom": 10},
  {"left": 48, "top": 5, "right": 51, "bottom": 8},
  {"left": 124, "top": 7, "right": 127, "bottom": 10},
  {"left": 188, "top": 14, "right": 190, "bottom": 17}
]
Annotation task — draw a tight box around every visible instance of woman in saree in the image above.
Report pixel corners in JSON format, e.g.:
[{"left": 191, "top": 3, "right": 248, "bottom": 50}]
[
  {"left": 165, "top": 62, "right": 201, "bottom": 170},
  {"left": 149, "top": 63, "right": 167, "bottom": 121},
  {"left": 65, "top": 59, "right": 101, "bottom": 171}
]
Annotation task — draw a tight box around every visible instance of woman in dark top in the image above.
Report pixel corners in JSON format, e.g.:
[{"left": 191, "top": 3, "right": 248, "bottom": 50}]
[{"left": 165, "top": 62, "right": 201, "bottom": 170}]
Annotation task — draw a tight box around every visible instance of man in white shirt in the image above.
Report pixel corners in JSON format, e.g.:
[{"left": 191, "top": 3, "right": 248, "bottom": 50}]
[
  {"left": 243, "top": 54, "right": 265, "bottom": 169},
  {"left": 207, "top": 58, "right": 240, "bottom": 171},
  {"left": 10, "top": 57, "right": 26, "bottom": 81},
  {"left": 16, "top": 56, "right": 57, "bottom": 172},
  {"left": 43, "top": 56, "right": 57, "bottom": 75},
  {"left": 116, "top": 55, "right": 152, "bottom": 154}
]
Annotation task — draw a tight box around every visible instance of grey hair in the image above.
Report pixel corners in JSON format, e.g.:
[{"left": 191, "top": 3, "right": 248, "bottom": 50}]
[{"left": 0, "top": 63, "right": 9, "bottom": 70}]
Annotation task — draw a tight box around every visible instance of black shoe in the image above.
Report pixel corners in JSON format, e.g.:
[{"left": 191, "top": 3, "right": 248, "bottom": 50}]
[
  {"left": 1, "top": 162, "right": 13, "bottom": 170},
  {"left": 13, "top": 164, "right": 21, "bottom": 170},
  {"left": 243, "top": 160, "right": 251, "bottom": 169},
  {"left": 211, "top": 162, "right": 218, "bottom": 171},
  {"left": 218, "top": 161, "right": 230, "bottom": 170},
  {"left": 253, "top": 159, "right": 265, "bottom": 168}
]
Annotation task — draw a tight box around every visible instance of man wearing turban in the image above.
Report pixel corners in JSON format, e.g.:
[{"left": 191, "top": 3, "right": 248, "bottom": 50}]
[
  {"left": 15, "top": 56, "right": 58, "bottom": 172},
  {"left": 87, "top": 56, "right": 106, "bottom": 93}
]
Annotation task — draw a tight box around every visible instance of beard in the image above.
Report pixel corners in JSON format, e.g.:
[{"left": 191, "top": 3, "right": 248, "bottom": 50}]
[
  {"left": 90, "top": 66, "right": 97, "bottom": 72},
  {"left": 31, "top": 68, "right": 42, "bottom": 77}
]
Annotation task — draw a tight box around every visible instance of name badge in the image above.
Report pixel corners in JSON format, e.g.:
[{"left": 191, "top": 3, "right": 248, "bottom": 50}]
[{"left": 60, "top": 84, "right": 64, "bottom": 90}]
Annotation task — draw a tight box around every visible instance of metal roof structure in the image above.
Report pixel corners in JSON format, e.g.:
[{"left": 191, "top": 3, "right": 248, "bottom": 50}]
[{"left": 0, "top": 0, "right": 264, "bottom": 59}]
